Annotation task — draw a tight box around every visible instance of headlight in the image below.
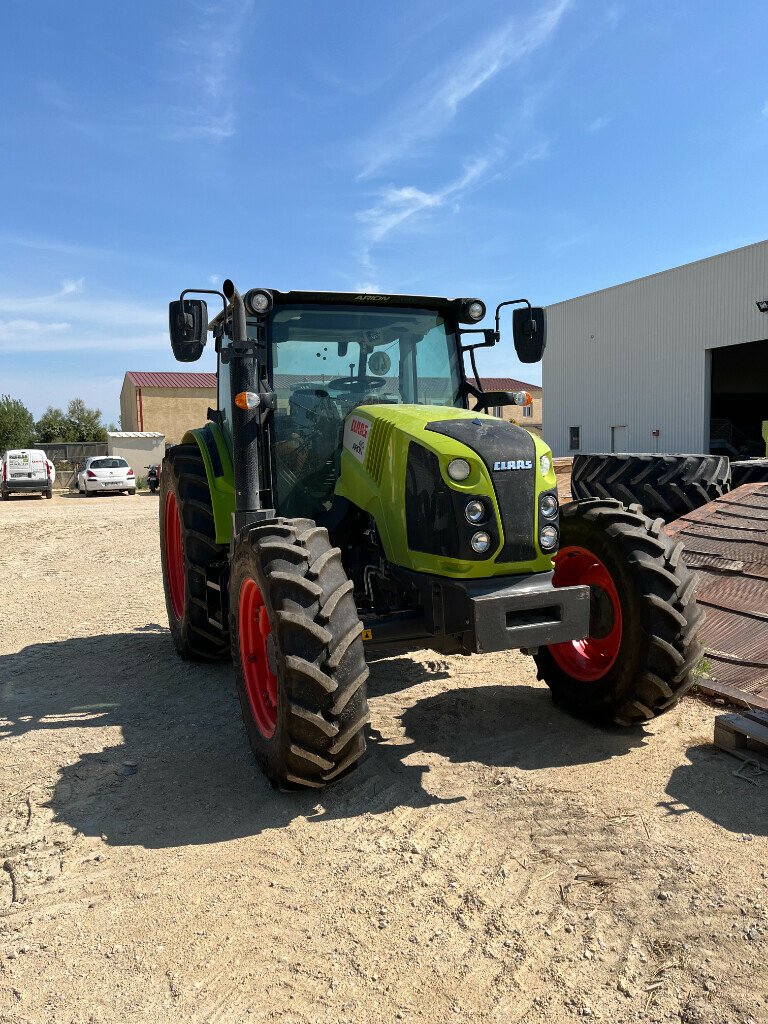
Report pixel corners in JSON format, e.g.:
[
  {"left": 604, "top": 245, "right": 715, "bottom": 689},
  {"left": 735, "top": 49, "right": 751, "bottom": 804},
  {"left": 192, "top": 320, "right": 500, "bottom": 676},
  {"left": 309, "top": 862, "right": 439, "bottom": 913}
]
[
  {"left": 540, "top": 493, "right": 558, "bottom": 519},
  {"left": 470, "top": 531, "right": 492, "bottom": 553},
  {"left": 539, "top": 454, "right": 552, "bottom": 475},
  {"left": 540, "top": 525, "right": 559, "bottom": 551},
  {"left": 465, "top": 499, "right": 486, "bottom": 524},
  {"left": 447, "top": 458, "right": 471, "bottom": 481},
  {"left": 467, "top": 300, "right": 485, "bottom": 321}
]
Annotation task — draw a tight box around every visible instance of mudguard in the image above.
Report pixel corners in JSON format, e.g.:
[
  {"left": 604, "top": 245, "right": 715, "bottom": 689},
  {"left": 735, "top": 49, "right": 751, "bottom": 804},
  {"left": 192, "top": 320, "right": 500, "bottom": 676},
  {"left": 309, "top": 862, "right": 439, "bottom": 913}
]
[{"left": 181, "top": 424, "right": 235, "bottom": 545}]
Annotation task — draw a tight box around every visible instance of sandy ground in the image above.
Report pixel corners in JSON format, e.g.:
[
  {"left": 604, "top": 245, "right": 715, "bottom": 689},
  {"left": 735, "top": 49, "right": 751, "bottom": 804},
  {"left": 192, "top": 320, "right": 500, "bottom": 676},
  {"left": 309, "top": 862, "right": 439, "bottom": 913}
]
[{"left": 1, "top": 492, "right": 766, "bottom": 1024}]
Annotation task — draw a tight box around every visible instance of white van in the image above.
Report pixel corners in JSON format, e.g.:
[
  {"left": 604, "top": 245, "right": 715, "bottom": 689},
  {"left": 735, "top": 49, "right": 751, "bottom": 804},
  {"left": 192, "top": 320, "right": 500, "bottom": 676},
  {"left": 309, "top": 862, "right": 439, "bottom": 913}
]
[{"left": 1, "top": 449, "right": 55, "bottom": 500}]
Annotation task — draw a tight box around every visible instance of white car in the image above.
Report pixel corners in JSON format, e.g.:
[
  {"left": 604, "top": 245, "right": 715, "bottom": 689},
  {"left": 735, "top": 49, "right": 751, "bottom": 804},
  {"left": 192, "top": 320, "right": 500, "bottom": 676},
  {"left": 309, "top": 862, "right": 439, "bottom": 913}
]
[
  {"left": 77, "top": 456, "right": 136, "bottom": 496},
  {"left": 1, "top": 449, "right": 54, "bottom": 499}
]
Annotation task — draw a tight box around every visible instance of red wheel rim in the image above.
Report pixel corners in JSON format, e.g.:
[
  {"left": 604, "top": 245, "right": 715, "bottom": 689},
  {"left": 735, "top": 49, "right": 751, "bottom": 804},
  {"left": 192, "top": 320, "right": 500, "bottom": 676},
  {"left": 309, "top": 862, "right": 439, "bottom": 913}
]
[
  {"left": 548, "top": 545, "right": 622, "bottom": 682},
  {"left": 164, "top": 492, "right": 185, "bottom": 620},
  {"left": 238, "top": 578, "right": 278, "bottom": 739}
]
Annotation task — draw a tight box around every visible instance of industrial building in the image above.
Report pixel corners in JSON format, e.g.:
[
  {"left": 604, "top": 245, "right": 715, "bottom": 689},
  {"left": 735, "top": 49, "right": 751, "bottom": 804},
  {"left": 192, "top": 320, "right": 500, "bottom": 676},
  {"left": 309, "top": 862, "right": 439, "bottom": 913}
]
[{"left": 543, "top": 240, "right": 768, "bottom": 458}]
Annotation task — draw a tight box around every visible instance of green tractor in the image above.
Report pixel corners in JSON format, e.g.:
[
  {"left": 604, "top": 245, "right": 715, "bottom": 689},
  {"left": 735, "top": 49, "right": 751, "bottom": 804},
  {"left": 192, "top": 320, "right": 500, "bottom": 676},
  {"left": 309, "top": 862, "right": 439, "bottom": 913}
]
[{"left": 160, "top": 282, "right": 702, "bottom": 789}]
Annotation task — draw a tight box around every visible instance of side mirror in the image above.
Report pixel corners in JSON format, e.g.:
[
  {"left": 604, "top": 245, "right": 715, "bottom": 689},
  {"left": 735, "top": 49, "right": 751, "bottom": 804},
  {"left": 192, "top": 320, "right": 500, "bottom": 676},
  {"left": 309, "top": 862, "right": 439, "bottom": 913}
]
[
  {"left": 169, "top": 299, "right": 208, "bottom": 362},
  {"left": 512, "top": 306, "right": 546, "bottom": 363}
]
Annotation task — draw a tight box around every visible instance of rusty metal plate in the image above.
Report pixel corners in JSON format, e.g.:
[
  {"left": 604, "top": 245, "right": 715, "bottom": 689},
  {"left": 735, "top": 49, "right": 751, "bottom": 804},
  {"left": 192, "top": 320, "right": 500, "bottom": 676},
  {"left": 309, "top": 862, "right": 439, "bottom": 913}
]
[{"left": 665, "top": 482, "right": 768, "bottom": 709}]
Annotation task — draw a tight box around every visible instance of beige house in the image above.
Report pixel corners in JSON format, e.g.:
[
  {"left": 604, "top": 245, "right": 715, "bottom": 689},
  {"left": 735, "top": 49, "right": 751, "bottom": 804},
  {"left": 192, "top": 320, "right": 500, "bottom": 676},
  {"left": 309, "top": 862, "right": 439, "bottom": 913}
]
[
  {"left": 120, "top": 372, "right": 216, "bottom": 445},
  {"left": 471, "top": 377, "right": 543, "bottom": 435}
]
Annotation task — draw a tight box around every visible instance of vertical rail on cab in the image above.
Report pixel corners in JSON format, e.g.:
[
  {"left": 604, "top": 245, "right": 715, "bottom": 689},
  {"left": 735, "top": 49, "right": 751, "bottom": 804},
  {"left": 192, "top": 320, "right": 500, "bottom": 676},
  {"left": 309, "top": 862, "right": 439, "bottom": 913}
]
[{"left": 222, "top": 279, "right": 266, "bottom": 533}]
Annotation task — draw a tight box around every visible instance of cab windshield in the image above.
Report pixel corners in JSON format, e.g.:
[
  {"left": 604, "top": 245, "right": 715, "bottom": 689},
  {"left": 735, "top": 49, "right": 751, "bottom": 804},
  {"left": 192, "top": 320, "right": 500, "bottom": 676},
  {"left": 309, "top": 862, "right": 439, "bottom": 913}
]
[{"left": 269, "top": 304, "right": 462, "bottom": 518}]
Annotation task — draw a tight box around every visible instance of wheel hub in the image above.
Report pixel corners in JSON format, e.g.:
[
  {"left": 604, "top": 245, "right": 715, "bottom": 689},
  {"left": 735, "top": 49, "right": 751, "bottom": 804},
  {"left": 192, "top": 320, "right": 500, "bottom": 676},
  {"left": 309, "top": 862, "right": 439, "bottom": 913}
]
[
  {"left": 164, "top": 492, "right": 185, "bottom": 621},
  {"left": 549, "top": 545, "right": 623, "bottom": 682},
  {"left": 238, "top": 578, "right": 279, "bottom": 738}
]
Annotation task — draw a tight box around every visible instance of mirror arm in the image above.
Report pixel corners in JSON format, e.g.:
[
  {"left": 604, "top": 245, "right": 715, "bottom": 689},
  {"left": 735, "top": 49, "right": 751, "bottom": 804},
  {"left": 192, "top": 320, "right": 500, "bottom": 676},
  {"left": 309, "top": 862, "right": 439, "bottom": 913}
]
[
  {"left": 179, "top": 288, "right": 227, "bottom": 339},
  {"left": 494, "top": 298, "right": 531, "bottom": 338},
  {"left": 459, "top": 328, "right": 499, "bottom": 396},
  {"left": 468, "top": 346, "right": 483, "bottom": 395}
]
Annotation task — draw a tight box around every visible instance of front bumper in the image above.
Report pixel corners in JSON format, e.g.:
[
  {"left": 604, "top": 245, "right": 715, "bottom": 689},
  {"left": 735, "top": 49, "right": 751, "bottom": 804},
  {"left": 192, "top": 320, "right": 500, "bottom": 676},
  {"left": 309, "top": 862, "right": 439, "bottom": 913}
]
[{"left": 367, "top": 568, "right": 590, "bottom": 654}]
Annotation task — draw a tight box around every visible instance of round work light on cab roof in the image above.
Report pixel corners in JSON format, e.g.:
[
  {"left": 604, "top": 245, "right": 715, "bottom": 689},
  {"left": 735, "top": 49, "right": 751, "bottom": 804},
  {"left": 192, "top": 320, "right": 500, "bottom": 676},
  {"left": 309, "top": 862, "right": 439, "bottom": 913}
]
[
  {"left": 244, "top": 289, "right": 273, "bottom": 316},
  {"left": 459, "top": 298, "right": 486, "bottom": 323}
]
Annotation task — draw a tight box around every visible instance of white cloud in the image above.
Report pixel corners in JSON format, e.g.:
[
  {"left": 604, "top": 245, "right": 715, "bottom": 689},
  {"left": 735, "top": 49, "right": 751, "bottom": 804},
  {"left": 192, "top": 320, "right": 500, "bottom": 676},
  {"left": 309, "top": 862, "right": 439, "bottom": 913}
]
[
  {"left": 0, "top": 282, "right": 166, "bottom": 352},
  {"left": 587, "top": 116, "right": 610, "bottom": 133},
  {"left": 359, "top": 157, "right": 492, "bottom": 245},
  {"left": 357, "top": 139, "right": 550, "bottom": 259},
  {"left": 359, "top": 1, "right": 571, "bottom": 177},
  {"left": 165, "top": 0, "right": 256, "bottom": 141},
  {"left": 58, "top": 278, "right": 85, "bottom": 296},
  {"left": 0, "top": 320, "right": 70, "bottom": 338}
]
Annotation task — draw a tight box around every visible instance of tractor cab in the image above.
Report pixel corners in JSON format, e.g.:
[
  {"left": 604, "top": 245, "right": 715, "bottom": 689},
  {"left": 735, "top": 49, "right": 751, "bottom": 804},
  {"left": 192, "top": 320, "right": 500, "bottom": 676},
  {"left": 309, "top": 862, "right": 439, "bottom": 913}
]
[{"left": 170, "top": 284, "right": 545, "bottom": 526}]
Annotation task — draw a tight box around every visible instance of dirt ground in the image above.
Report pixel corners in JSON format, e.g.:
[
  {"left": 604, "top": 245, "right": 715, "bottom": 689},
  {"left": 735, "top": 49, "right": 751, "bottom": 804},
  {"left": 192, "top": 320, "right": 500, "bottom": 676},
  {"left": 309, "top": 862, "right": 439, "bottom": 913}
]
[{"left": 1, "top": 492, "right": 766, "bottom": 1024}]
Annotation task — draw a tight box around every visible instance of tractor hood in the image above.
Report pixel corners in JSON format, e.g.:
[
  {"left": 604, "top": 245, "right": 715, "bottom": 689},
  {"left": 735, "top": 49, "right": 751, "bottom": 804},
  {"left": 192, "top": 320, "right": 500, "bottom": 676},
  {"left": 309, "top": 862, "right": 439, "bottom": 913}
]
[{"left": 335, "top": 404, "right": 558, "bottom": 579}]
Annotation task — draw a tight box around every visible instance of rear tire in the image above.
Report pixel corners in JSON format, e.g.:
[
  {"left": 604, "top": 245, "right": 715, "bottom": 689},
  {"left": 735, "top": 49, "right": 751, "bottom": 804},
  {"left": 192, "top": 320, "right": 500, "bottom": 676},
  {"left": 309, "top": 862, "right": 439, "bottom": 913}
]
[
  {"left": 571, "top": 453, "right": 730, "bottom": 521},
  {"left": 160, "top": 444, "right": 230, "bottom": 661},
  {"left": 534, "top": 499, "right": 703, "bottom": 726},
  {"left": 45, "top": 489, "right": 52, "bottom": 499},
  {"left": 1, "top": 491, "right": 9, "bottom": 501},
  {"left": 230, "top": 518, "right": 369, "bottom": 790}
]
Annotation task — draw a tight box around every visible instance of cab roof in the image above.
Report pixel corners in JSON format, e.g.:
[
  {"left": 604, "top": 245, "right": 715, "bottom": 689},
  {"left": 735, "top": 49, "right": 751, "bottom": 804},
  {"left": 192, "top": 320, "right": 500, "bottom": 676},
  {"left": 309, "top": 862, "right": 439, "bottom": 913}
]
[{"left": 208, "top": 289, "right": 461, "bottom": 329}]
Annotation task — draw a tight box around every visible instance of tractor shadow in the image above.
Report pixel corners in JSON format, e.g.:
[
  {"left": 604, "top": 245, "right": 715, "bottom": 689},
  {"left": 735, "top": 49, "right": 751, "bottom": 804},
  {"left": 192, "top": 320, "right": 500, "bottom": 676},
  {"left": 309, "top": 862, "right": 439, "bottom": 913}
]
[
  {"left": 4, "top": 630, "right": 456, "bottom": 848},
  {"left": 5, "top": 631, "right": 760, "bottom": 845}
]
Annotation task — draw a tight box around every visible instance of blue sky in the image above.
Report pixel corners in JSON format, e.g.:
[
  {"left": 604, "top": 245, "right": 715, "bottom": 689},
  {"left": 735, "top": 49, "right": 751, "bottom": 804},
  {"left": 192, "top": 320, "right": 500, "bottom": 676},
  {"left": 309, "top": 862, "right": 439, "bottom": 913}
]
[{"left": 2, "top": 0, "right": 767, "bottom": 423}]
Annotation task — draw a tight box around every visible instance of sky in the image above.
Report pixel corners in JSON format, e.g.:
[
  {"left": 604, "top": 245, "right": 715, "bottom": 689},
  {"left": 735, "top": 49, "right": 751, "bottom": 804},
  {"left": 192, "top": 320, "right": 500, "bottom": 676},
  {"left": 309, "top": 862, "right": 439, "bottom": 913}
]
[{"left": 1, "top": 0, "right": 767, "bottom": 424}]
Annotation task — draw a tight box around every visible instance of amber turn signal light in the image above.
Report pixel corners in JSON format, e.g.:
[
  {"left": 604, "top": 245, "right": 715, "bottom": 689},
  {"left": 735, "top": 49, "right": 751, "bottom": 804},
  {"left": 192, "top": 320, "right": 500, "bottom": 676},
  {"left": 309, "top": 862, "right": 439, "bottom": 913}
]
[{"left": 235, "top": 391, "right": 259, "bottom": 410}]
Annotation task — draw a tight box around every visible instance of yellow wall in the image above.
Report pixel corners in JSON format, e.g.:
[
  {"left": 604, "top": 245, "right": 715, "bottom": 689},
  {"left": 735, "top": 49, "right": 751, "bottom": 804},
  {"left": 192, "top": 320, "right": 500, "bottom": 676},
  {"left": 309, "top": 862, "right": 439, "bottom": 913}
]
[{"left": 120, "top": 382, "right": 216, "bottom": 445}]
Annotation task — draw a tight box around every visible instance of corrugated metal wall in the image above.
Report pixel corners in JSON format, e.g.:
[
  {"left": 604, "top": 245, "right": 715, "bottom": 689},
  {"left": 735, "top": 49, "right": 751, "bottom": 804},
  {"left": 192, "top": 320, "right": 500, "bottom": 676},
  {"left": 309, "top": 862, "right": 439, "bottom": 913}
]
[{"left": 543, "top": 240, "right": 768, "bottom": 456}]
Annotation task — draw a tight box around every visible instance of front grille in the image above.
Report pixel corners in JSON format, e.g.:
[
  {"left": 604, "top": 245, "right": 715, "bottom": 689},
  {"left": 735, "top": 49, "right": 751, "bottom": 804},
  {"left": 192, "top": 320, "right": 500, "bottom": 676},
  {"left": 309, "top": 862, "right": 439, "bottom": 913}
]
[
  {"left": 405, "top": 443, "right": 461, "bottom": 558},
  {"left": 426, "top": 418, "right": 536, "bottom": 563}
]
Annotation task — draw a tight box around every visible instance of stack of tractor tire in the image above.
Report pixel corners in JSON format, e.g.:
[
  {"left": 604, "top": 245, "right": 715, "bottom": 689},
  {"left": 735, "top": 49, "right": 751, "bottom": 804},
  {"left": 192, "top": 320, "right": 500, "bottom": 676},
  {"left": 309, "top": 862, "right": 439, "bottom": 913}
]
[
  {"left": 730, "top": 458, "right": 768, "bottom": 488},
  {"left": 571, "top": 453, "right": 730, "bottom": 521},
  {"left": 571, "top": 452, "right": 768, "bottom": 521}
]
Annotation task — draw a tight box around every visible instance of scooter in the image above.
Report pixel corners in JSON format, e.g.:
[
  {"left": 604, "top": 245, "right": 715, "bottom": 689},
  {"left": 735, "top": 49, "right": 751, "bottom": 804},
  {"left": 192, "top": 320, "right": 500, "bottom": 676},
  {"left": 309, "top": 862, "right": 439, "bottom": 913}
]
[{"left": 146, "top": 465, "right": 160, "bottom": 493}]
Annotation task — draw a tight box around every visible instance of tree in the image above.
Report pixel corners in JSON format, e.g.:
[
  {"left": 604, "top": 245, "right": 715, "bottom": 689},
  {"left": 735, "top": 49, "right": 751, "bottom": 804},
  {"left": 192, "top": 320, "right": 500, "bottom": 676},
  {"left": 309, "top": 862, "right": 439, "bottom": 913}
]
[
  {"left": 35, "top": 399, "right": 109, "bottom": 444},
  {"left": 66, "top": 399, "right": 107, "bottom": 443},
  {"left": 0, "top": 395, "right": 35, "bottom": 452},
  {"left": 36, "top": 406, "right": 75, "bottom": 444}
]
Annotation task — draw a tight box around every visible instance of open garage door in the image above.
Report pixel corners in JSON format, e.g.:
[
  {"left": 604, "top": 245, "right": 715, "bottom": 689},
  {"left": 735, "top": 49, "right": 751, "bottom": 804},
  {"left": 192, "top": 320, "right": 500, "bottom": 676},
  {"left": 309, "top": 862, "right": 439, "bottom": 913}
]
[{"left": 710, "top": 338, "right": 768, "bottom": 458}]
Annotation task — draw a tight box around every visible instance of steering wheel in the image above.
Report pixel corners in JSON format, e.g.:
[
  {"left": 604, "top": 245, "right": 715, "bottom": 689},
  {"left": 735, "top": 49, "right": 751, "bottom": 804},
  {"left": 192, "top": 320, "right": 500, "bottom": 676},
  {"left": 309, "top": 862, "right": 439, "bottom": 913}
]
[{"left": 327, "top": 376, "right": 387, "bottom": 392}]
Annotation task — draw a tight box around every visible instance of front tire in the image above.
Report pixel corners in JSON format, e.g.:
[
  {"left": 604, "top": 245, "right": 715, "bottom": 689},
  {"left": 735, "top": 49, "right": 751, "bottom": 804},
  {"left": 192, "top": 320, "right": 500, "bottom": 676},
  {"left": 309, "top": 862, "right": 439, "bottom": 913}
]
[
  {"left": 230, "top": 518, "right": 369, "bottom": 790},
  {"left": 160, "top": 444, "right": 230, "bottom": 661},
  {"left": 534, "top": 499, "right": 703, "bottom": 726}
]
